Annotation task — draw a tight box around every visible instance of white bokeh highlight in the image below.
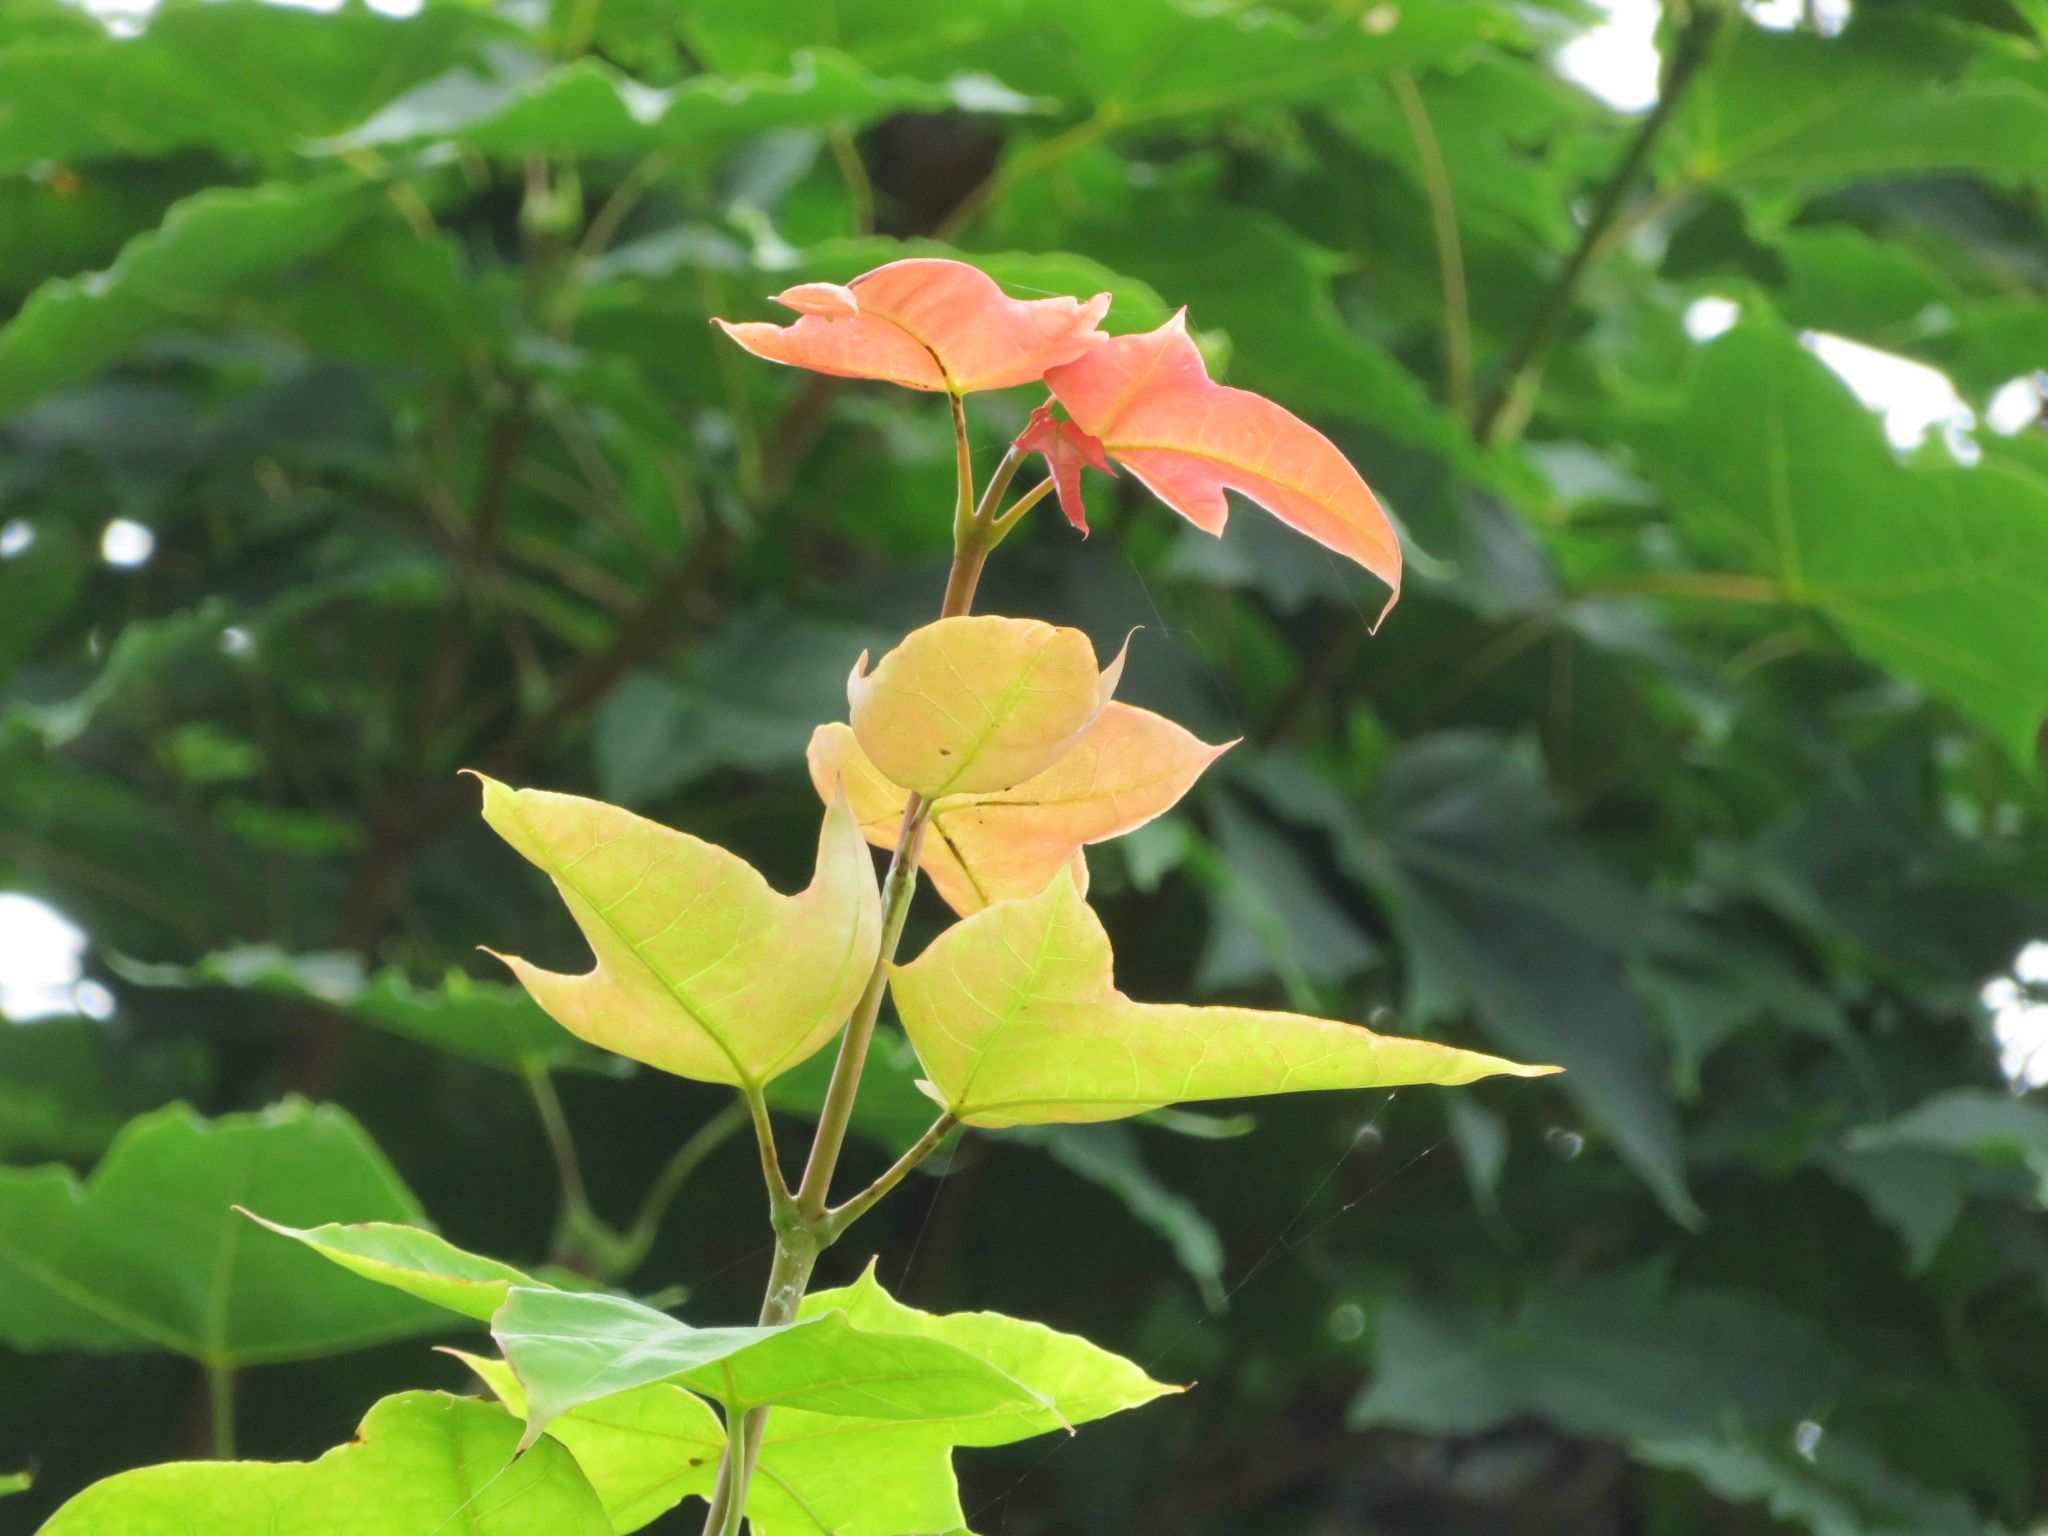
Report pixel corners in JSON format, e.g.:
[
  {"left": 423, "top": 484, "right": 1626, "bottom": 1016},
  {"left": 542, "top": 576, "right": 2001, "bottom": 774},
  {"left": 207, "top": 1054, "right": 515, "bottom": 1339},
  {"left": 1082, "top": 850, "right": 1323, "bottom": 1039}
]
[
  {"left": 100, "top": 518, "right": 156, "bottom": 568},
  {"left": 0, "top": 894, "right": 96, "bottom": 1022},
  {"left": 1986, "top": 943, "right": 2048, "bottom": 1092},
  {"left": 1557, "top": 0, "right": 1662, "bottom": 112}
]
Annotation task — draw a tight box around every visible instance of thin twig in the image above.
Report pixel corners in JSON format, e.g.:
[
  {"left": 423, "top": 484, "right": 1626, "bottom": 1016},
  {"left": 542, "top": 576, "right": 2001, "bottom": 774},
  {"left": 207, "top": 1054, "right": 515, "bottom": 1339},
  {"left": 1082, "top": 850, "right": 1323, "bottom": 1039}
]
[
  {"left": 828, "top": 126, "right": 875, "bottom": 236},
  {"left": 746, "top": 1085, "right": 793, "bottom": 1207},
  {"left": 824, "top": 1113, "right": 959, "bottom": 1240},
  {"left": 1391, "top": 71, "right": 1472, "bottom": 417},
  {"left": 1472, "top": 6, "right": 1724, "bottom": 444},
  {"left": 525, "top": 1064, "right": 592, "bottom": 1232},
  {"left": 613, "top": 1100, "right": 750, "bottom": 1279},
  {"left": 702, "top": 399, "right": 993, "bottom": 1536}
]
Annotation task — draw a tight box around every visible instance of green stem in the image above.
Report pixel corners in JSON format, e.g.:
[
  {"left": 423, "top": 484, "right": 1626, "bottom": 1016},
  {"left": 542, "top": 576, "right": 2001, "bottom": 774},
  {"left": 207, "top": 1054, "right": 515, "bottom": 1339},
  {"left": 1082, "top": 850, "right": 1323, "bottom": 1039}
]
[
  {"left": 526, "top": 1064, "right": 593, "bottom": 1243},
  {"left": 612, "top": 1099, "right": 749, "bottom": 1279},
  {"left": 206, "top": 1360, "right": 237, "bottom": 1460},
  {"left": 698, "top": 397, "right": 992, "bottom": 1536},
  {"left": 822, "top": 1112, "right": 959, "bottom": 1241},
  {"left": 1471, "top": 4, "right": 1723, "bottom": 444},
  {"left": 792, "top": 792, "right": 936, "bottom": 1224},
  {"left": 986, "top": 477, "right": 1056, "bottom": 543},
  {"left": 1391, "top": 70, "right": 1472, "bottom": 419}
]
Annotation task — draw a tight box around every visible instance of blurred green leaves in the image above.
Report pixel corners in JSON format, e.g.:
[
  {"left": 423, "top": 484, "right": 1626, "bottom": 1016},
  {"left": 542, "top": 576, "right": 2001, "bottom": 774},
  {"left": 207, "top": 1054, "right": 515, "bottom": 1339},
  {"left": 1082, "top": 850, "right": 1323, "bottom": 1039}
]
[
  {"left": 2, "top": 0, "right": 2045, "bottom": 1531},
  {"left": 0, "top": 1100, "right": 443, "bottom": 1364},
  {"left": 1634, "top": 322, "right": 2048, "bottom": 766}
]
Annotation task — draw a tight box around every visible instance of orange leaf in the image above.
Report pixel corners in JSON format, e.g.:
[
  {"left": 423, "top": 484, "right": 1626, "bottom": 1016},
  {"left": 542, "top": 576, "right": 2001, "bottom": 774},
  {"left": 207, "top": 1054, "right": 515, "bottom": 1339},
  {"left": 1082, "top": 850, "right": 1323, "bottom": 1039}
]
[
  {"left": 1041, "top": 311, "right": 1401, "bottom": 621},
  {"left": 714, "top": 258, "right": 1110, "bottom": 395},
  {"left": 1017, "top": 403, "right": 1116, "bottom": 533},
  {"left": 808, "top": 703, "right": 1231, "bottom": 916}
]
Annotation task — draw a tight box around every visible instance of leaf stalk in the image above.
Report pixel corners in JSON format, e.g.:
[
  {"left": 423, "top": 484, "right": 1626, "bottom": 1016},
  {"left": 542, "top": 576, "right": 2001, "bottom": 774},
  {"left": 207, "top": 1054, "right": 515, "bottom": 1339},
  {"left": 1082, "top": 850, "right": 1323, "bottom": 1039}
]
[{"left": 698, "top": 395, "right": 994, "bottom": 1536}]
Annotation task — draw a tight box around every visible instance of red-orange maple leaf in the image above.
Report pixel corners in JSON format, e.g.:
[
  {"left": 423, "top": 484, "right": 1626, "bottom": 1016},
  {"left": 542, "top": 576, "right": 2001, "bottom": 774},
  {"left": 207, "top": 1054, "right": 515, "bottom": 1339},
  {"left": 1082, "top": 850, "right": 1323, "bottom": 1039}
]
[
  {"left": 714, "top": 258, "right": 1109, "bottom": 395},
  {"left": 1016, "top": 403, "right": 1117, "bottom": 534},
  {"left": 1038, "top": 312, "right": 1401, "bottom": 620}
]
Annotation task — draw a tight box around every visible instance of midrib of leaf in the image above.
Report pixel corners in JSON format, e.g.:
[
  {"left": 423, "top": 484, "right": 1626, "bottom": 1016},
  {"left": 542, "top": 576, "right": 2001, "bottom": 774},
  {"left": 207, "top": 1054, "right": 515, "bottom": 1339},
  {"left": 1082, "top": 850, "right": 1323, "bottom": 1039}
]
[
  {"left": 948, "top": 899, "right": 1073, "bottom": 1113},
  {"left": 445, "top": 1405, "right": 484, "bottom": 1536},
  {"left": 1763, "top": 394, "right": 1806, "bottom": 598},
  {"left": 921, "top": 632, "right": 1073, "bottom": 799},
  {"left": 201, "top": 1139, "right": 255, "bottom": 1363},
  {"left": 0, "top": 1231, "right": 202, "bottom": 1356},
  {"left": 526, "top": 814, "right": 757, "bottom": 1084}
]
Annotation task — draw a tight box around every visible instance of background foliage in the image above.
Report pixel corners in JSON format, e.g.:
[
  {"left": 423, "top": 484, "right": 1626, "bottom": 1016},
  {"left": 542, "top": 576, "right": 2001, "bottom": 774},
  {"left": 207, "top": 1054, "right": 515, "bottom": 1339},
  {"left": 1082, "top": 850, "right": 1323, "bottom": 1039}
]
[{"left": 2, "top": 0, "right": 2047, "bottom": 1531}]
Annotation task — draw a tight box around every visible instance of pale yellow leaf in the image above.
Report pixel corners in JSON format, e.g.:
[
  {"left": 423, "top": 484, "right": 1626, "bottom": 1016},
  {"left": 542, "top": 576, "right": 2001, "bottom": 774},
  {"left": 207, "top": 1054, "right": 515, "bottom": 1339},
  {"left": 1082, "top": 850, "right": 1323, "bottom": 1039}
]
[
  {"left": 890, "top": 871, "right": 1557, "bottom": 1126},
  {"left": 847, "top": 616, "right": 1124, "bottom": 797},
  {"left": 475, "top": 777, "right": 880, "bottom": 1087},
  {"left": 808, "top": 704, "right": 1228, "bottom": 915}
]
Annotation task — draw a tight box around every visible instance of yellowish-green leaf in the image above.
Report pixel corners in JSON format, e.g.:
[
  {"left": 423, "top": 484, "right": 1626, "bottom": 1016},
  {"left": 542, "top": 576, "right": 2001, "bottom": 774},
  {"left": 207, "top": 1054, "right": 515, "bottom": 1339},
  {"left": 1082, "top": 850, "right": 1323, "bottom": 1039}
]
[
  {"left": 242, "top": 1213, "right": 540, "bottom": 1322},
  {"left": 459, "top": 1352, "right": 967, "bottom": 1536},
  {"left": 39, "top": 1391, "right": 611, "bottom": 1536},
  {"left": 846, "top": 616, "right": 1125, "bottom": 797},
  {"left": 475, "top": 777, "right": 881, "bottom": 1086},
  {"left": 801, "top": 1260, "right": 1178, "bottom": 1440},
  {"left": 458, "top": 1266, "right": 1162, "bottom": 1534},
  {"left": 890, "top": 871, "right": 1559, "bottom": 1127},
  {"left": 809, "top": 702, "right": 1231, "bottom": 915}
]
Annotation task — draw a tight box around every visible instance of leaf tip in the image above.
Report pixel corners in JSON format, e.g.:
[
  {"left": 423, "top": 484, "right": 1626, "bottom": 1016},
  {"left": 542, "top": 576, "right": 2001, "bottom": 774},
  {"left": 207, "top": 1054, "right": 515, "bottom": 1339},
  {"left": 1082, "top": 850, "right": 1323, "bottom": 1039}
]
[
  {"left": 232, "top": 1204, "right": 288, "bottom": 1237},
  {"left": 772, "top": 280, "right": 860, "bottom": 318}
]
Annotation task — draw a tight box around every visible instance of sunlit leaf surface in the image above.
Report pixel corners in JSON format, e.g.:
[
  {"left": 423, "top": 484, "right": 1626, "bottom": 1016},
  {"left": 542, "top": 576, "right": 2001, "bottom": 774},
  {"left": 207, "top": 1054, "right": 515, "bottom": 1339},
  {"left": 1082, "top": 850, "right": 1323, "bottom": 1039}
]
[
  {"left": 39, "top": 1393, "right": 611, "bottom": 1535},
  {"left": 477, "top": 778, "right": 880, "bottom": 1086},
  {"left": 810, "top": 702, "right": 1228, "bottom": 914},
  {"left": 847, "top": 616, "right": 1123, "bottom": 798},
  {"left": 716, "top": 257, "right": 1108, "bottom": 393},
  {"left": 891, "top": 872, "right": 1555, "bottom": 1126}
]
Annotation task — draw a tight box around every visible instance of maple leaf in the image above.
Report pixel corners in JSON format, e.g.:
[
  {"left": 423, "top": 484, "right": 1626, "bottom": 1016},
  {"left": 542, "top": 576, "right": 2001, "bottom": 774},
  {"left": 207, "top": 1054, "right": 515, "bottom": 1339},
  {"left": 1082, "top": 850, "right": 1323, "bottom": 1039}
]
[
  {"left": 714, "top": 258, "right": 1109, "bottom": 394},
  {"left": 1016, "top": 402, "right": 1117, "bottom": 533},
  {"left": 1035, "top": 311, "right": 1402, "bottom": 621},
  {"left": 890, "top": 870, "right": 1555, "bottom": 1127},
  {"left": 808, "top": 704, "right": 1230, "bottom": 916}
]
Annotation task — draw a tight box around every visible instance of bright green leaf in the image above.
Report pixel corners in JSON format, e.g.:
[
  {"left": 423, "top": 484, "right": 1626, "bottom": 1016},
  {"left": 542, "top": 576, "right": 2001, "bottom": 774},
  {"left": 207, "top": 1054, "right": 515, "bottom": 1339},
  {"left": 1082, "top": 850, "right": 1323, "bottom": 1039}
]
[
  {"left": 243, "top": 1214, "right": 541, "bottom": 1322},
  {"left": 460, "top": 1351, "right": 968, "bottom": 1536},
  {"left": 801, "top": 1260, "right": 1177, "bottom": 1437},
  {"left": 491, "top": 1285, "right": 1050, "bottom": 1446},
  {"left": 0, "top": 1, "right": 502, "bottom": 172},
  {"left": 1671, "top": 22, "right": 2048, "bottom": 189},
  {"left": 38, "top": 1391, "right": 611, "bottom": 1536},
  {"left": 1632, "top": 322, "right": 2048, "bottom": 765},
  {"left": 0, "top": 1099, "right": 443, "bottom": 1364}
]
